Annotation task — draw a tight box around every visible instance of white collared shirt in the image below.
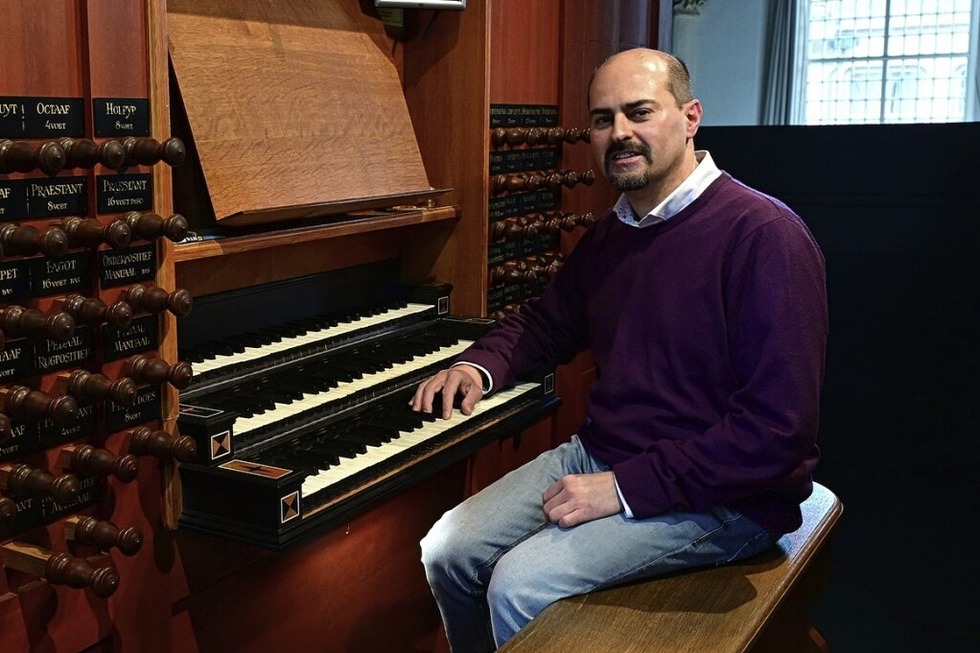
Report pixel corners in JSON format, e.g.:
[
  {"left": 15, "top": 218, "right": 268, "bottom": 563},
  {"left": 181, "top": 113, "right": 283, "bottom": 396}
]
[{"left": 613, "top": 150, "right": 721, "bottom": 227}]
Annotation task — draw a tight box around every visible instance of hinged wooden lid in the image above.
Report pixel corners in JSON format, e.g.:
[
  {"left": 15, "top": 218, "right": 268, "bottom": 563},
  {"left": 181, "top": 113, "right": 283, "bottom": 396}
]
[{"left": 167, "top": 0, "right": 434, "bottom": 226}]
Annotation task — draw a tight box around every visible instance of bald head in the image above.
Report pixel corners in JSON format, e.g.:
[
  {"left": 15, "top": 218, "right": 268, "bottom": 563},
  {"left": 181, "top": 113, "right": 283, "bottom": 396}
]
[
  {"left": 585, "top": 47, "right": 703, "bottom": 216},
  {"left": 590, "top": 49, "right": 693, "bottom": 110}
]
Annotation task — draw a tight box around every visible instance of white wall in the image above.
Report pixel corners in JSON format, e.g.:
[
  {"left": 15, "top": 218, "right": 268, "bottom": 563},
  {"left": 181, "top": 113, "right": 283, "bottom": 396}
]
[{"left": 671, "top": 0, "right": 769, "bottom": 126}]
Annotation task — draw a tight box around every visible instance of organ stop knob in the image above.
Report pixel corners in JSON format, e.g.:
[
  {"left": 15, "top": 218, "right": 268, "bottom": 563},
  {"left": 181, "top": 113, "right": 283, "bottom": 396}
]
[
  {"left": 0, "top": 463, "right": 79, "bottom": 503},
  {"left": 59, "top": 216, "right": 132, "bottom": 249},
  {"left": 58, "top": 137, "right": 126, "bottom": 169},
  {"left": 122, "top": 211, "right": 189, "bottom": 242},
  {"left": 123, "top": 355, "right": 193, "bottom": 390},
  {"left": 65, "top": 515, "right": 143, "bottom": 556},
  {"left": 0, "top": 224, "right": 69, "bottom": 258},
  {"left": 0, "top": 306, "right": 75, "bottom": 342},
  {"left": 128, "top": 426, "right": 197, "bottom": 463},
  {"left": 58, "top": 294, "right": 133, "bottom": 328},
  {"left": 0, "top": 139, "right": 66, "bottom": 176},
  {"left": 124, "top": 284, "right": 193, "bottom": 318},
  {"left": 0, "top": 386, "right": 77, "bottom": 424},
  {"left": 121, "top": 136, "right": 186, "bottom": 167},
  {"left": 1, "top": 541, "right": 119, "bottom": 598},
  {"left": 61, "top": 444, "right": 139, "bottom": 483}
]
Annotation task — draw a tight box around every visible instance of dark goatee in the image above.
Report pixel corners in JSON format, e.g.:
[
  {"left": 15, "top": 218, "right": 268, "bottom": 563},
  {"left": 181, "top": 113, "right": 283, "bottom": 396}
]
[
  {"left": 608, "top": 170, "right": 654, "bottom": 191},
  {"left": 605, "top": 142, "right": 652, "bottom": 191}
]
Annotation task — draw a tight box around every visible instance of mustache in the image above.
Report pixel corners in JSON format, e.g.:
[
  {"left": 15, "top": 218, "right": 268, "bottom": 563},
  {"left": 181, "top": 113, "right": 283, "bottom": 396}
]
[{"left": 605, "top": 141, "right": 651, "bottom": 165}]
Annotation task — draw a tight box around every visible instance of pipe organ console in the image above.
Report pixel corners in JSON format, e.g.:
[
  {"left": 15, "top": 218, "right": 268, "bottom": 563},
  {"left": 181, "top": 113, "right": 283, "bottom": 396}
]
[
  {"left": 0, "top": 0, "right": 614, "bottom": 649},
  {"left": 173, "top": 270, "right": 558, "bottom": 548}
]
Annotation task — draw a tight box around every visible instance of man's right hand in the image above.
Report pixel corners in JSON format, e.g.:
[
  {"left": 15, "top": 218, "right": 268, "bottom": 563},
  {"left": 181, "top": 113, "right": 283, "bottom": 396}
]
[{"left": 409, "top": 365, "right": 484, "bottom": 420}]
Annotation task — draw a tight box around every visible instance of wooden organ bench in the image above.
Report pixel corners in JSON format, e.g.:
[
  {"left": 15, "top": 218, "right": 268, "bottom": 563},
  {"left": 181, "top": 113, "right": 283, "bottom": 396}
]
[{"left": 498, "top": 482, "right": 842, "bottom": 653}]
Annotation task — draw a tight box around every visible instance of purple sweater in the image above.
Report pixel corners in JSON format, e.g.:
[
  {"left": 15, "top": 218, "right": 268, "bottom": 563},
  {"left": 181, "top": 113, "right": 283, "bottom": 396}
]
[{"left": 462, "top": 173, "right": 828, "bottom": 535}]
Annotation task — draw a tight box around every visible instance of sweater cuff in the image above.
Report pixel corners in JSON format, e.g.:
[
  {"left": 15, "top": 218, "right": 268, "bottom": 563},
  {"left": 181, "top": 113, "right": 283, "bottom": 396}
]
[
  {"left": 451, "top": 361, "right": 492, "bottom": 395},
  {"left": 613, "top": 477, "right": 635, "bottom": 519},
  {"left": 612, "top": 455, "right": 671, "bottom": 519}
]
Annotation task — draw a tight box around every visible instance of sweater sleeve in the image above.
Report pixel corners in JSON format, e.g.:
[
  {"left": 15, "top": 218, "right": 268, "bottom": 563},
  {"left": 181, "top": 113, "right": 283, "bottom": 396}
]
[
  {"left": 612, "top": 214, "right": 828, "bottom": 519},
  {"left": 455, "top": 224, "right": 597, "bottom": 391}
]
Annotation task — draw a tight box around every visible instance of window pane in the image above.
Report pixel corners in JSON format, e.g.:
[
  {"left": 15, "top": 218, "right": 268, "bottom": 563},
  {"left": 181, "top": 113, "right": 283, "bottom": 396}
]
[{"left": 798, "top": 0, "right": 976, "bottom": 124}]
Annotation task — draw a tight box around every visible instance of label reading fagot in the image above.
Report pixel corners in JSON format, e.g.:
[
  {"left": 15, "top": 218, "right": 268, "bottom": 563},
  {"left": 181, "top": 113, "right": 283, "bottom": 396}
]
[
  {"left": 0, "top": 96, "right": 85, "bottom": 139},
  {"left": 0, "top": 180, "right": 24, "bottom": 221},
  {"left": 0, "top": 338, "right": 33, "bottom": 383},
  {"left": 38, "top": 402, "right": 97, "bottom": 448},
  {"left": 33, "top": 326, "right": 93, "bottom": 374},
  {"left": 93, "top": 98, "right": 150, "bottom": 137},
  {"left": 0, "top": 259, "right": 32, "bottom": 301},
  {"left": 24, "top": 176, "right": 87, "bottom": 218},
  {"left": 99, "top": 243, "right": 155, "bottom": 287},
  {"left": 489, "top": 104, "right": 559, "bottom": 128},
  {"left": 103, "top": 313, "right": 159, "bottom": 361},
  {"left": 107, "top": 385, "right": 160, "bottom": 432},
  {"left": 96, "top": 173, "right": 152, "bottom": 213},
  {"left": 29, "top": 252, "right": 91, "bottom": 297}
]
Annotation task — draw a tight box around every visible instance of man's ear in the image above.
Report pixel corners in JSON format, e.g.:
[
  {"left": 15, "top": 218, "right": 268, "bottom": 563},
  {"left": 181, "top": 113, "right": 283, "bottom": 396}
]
[{"left": 685, "top": 99, "right": 703, "bottom": 138}]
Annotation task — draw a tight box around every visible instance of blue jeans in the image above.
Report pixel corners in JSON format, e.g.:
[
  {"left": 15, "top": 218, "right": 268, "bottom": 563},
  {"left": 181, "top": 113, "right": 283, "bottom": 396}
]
[{"left": 420, "top": 435, "right": 776, "bottom": 652}]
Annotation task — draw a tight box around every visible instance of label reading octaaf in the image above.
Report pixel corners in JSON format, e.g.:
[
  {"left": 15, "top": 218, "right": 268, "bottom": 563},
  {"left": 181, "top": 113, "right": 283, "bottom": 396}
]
[
  {"left": 0, "top": 420, "right": 40, "bottom": 463},
  {"left": 0, "top": 96, "right": 85, "bottom": 139},
  {"left": 99, "top": 243, "right": 156, "bottom": 288},
  {"left": 96, "top": 172, "right": 152, "bottom": 214},
  {"left": 0, "top": 337, "right": 34, "bottom": 383}
]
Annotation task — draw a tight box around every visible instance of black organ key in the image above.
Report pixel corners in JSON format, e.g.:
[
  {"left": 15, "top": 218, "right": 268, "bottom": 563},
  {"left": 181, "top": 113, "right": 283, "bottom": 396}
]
[
  {"left": 308, "top": 438, "right": 365, "bottom": 459},
  {"left": 266, "top": 451, "right": 319, "bottom": 474},
  {"left": 334, "top": 430, "right": 386, "bottom": 448}
]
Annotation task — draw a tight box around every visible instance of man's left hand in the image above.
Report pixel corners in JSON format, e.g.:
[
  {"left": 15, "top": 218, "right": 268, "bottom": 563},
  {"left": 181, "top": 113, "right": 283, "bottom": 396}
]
[{"left": 542, "top": 471, "right": 623, "bottom": 528}]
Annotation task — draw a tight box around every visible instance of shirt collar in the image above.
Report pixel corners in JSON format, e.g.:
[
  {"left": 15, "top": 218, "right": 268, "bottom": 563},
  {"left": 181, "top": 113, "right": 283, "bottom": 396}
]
[{"left": 613, "top": 150, "right": 721, "bottom": 228}]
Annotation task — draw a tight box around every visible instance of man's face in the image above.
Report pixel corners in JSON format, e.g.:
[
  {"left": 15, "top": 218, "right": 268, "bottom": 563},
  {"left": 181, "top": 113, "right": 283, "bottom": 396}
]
[{"left": 588, "top": 54, "right": 700, "bottom": 197}]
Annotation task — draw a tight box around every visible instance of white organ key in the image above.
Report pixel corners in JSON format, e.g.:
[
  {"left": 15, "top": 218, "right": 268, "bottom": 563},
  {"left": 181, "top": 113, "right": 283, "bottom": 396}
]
[
  {"left": 193, "top": 303, "right": 433, "bottom": 375},
  {"left": 300, "top": 383, "right": 538, "bottom": 497},
  {"left": 232, "top": 339, "right": 475, "bottom": 436}
]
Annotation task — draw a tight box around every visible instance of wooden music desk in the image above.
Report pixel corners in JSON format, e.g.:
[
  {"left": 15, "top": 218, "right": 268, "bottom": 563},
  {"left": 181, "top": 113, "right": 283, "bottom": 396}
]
[{"left": 498, "top": 482, "right": 843, "bottom": 653}]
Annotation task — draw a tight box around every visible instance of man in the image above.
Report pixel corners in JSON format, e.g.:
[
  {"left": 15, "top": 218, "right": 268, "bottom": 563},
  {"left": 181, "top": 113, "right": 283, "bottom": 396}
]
[{"left": 412, "top": 48, "right": 827, "bottom": 652}]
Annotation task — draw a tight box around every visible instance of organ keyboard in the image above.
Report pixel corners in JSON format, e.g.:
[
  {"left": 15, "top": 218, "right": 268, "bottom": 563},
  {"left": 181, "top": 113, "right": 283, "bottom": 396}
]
[
  {"left": 187, "top": 301, "right": 434, "bottom": 381},
  {"left": 176, "top": 264, "right": 558, "bottom": 548}
]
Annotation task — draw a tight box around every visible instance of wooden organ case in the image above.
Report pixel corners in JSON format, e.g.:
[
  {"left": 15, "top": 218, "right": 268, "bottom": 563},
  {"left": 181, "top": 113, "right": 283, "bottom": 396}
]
[
  {"left": 0, "top": 1, "right": 191, "bottom": 650},
  {"left": 1, "top": 0, "right": 655, "bottom": 651}
]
